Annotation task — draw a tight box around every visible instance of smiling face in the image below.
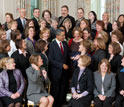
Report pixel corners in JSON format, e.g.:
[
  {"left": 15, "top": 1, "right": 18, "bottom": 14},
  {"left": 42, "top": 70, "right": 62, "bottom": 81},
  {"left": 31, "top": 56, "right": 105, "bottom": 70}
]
[
  {"left": 61, "top": 7, "right": 68, "bottom": 17},
  {"left": 108, "top": 44, "right": 113, "bottom": 54},
  {"left": 80, "top": 20, "right": 87, "bottom": 30},
  {"left": 28, "top": 28, "right": 35, "bottom": 38},
  {"left": 6, "top": 15, "right": 12, "bottom": 23},
  {"left": 96, "top": 24, "right": 103, "bottom": 32},
  {"left": 79, "top": 43, "right": 86, "bottom": 52},
  {"left": 111, "top": 34, "right": 118, "bottom": 42},
  {"left": 44, "top": 12, "right": 51, "bottom": 21},
  {"left": 83, "top": 30, "right": 90, "bottom": 40},
  {"left": 73, "top": 30, "right": 81, "bottom": 40},
  {"left": 42, "top": 31, "right": 49, "bottom": 40},
  {"left": 112, "top": 21, "right": 118, "bottom": 30},
  {"left": 88, "top": 12, "right": 95, "bottom": 20},
  {"left": 77, "top": 9, "right": 84, "bottom": 19},
  {"left": 100, "top": 62, "right": 108, "bottom": 73},
  {"left": 6, "top": 59, "right": 16, "bottom": 70},
  {"left": 56, "top": 31, "right": 65, "bottom": 42},
  {"left": 33, "top": 9, "right": 40, "bottom": 18}
]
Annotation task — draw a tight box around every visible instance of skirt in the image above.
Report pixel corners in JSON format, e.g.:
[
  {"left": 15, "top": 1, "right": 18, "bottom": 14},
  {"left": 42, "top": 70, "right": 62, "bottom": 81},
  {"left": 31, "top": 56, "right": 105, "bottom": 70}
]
[
  {"left": 1, "top": 96, "right": 23, "bottom": 106},
  {"left": 27, "top": 93, "right": 49, "bottom": 104}
]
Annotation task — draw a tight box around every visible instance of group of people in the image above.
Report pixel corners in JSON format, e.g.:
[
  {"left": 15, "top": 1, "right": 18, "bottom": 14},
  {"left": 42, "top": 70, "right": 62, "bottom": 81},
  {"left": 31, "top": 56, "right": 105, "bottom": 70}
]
[{"left": 0, "top": 4, "right": 124, "bottom": 107}]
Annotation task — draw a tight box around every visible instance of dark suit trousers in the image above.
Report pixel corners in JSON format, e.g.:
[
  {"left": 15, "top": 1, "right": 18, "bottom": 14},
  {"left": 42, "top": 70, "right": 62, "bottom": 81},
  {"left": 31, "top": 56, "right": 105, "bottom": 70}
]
[
  {"left": 50, "top": 70, "right": 68, "bottom": 107},
  {"left": 94, "top": 97, "right": 114, "bottom": 107},
  {"left": 115, "top": 94, "right": 124, "bottom": 107}
]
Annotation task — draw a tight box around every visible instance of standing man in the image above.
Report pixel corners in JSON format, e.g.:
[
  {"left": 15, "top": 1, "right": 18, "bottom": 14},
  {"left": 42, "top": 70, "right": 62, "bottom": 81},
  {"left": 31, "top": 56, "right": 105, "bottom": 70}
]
[
  {"left": 48, "top": 29, "right": 69, "bottom": 107},
  {"left": 16, "top": 8, "right": 27, "bottom": 38},
  {"left": 32, "top": 8, "right": 40, "bottom": 41},
  {"left": 75, "top": 8, "right": 85, "bottom": 27},
  {"left": 58, "top": 5, "right": 75, "bottom": 30}
]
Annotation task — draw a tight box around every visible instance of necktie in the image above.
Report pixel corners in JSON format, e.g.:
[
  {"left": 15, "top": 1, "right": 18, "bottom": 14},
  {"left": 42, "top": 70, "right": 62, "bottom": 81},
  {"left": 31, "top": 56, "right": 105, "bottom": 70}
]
[
  {"left": 60, "top": 42, "right": 64, "bottom": 55},
  {"left": 23, "top": 19, "right": 26, "bottom": 28}
]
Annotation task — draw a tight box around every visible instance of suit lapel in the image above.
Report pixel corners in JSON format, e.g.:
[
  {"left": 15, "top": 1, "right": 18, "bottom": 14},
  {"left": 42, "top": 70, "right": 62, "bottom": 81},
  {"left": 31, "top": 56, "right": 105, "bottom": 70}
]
[{"left": 54, "top": 40, "right": 63, "bottom": 56}]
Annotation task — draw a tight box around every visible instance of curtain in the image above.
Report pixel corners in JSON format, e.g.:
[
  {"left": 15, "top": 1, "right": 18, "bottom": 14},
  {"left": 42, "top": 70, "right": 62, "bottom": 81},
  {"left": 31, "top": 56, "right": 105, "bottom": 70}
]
[
  {"left": 39, "top": 0, "right": 58, "bottom": 17},
  {"left": 106, "top": 0, "right": 120, "bottom": 22}
]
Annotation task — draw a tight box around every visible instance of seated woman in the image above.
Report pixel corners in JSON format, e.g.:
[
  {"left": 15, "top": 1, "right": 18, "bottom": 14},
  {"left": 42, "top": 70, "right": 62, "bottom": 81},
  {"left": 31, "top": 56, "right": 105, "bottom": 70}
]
[
  {"left": 26, "top": 54, "right": 54, "bottom": 107},
  {"left": 0, "top": 57, "right": 25, "bottom": 107},
  {"left": 94, "top": 59, "right": 116, "bottom": 107},
  {"left": 115, "top": 57, "right": 124, "bottom": 107},
  {"left": 69, "top": 55, "right": 94, "bottom": 107}
]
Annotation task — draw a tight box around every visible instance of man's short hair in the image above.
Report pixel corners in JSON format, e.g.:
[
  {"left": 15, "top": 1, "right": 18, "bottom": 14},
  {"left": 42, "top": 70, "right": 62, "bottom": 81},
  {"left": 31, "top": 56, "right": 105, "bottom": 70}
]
[
  {"left": 61, "top": 5, "right": 69, "bottom": 11},
  {"left": 56, "top": 29, "right": 65, "bottom": 36}
]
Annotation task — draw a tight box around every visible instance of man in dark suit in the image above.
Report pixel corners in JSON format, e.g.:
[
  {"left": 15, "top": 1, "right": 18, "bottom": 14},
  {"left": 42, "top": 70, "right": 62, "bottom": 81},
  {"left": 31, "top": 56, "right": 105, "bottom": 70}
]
[
  {"left": 16, "top": 8, "right": 27, "bottom": 39},
  {"left": 58, "top": 5, "right": 75, "bottom": 30},
  {"left": 48, "top": 29, "right": 69, "bottom": 107},
  {"left": 32, "top": 8, "right": 40, "bottom": 41}
]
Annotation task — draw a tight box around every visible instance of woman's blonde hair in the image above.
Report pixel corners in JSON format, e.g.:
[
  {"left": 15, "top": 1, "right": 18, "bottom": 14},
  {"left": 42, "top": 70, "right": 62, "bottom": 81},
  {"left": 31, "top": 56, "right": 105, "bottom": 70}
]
[
  {"left": 40, "top": 28, "right": 50, "bottom": 39},
  {"left": 79, "top": 55, "right": 91, "bottom": 67},
  {"left": 95, "top": 38, "right": 106, "bottom": 50},
  {"left": 29, "top": 54, "right": 41, "bottom": 66},
  {"left": 98, "top": 58, "right": 111, "bottom": 73},
  {"left": 63, "top": 18, "right": 72, "bottom": 29},
  {"left": 98, "top": 31, "right": 108, "bottom": 43},
  {"left": 0, "top": 57, "right": 14, "bottom": 69}
]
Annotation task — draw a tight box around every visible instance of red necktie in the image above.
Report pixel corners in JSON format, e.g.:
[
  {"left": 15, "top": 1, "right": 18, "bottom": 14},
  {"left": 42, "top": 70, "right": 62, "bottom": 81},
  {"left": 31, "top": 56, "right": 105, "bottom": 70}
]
[{"left": 60, "top": 42, "right": 64, "bottom": 55}]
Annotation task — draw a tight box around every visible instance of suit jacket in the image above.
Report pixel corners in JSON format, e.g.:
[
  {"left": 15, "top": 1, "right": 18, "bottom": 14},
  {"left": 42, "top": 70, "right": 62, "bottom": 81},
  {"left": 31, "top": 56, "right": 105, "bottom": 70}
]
[
  {"left": 91, "top": 49, "right": 106, "bottom": 71},
  {"left": 58, "top": 15, "right": 75, "bottom": 30},
  {"left": 107, "top": 54, "right": 122, "bottom": 73},
  {"left": 16, "top": 17, "right": 27, "bottom": 38},
  {"left": 71, "top": 67, "right": 94, "bottom": 95},
  {"left": 94, "top": 71, "right": 116, "bottom": 97},
  {"left": 48, "top": 40, "right": 69, "bottom": 81},
  {"left": 0, "top": 69, "right": 25, "bottom": 97},
  {"left": 26, "top": 66, "right": 50, "bottom": 96}
]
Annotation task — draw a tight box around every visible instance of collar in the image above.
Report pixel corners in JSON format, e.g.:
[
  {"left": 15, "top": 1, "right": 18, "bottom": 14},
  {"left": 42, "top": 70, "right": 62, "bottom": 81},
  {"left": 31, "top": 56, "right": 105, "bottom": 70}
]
[
  {"left": 56, "top": 38, "right": 61, "bottom": 44},
  {"left": 18, "top": 49, "right": 27, "bottom": 55}
]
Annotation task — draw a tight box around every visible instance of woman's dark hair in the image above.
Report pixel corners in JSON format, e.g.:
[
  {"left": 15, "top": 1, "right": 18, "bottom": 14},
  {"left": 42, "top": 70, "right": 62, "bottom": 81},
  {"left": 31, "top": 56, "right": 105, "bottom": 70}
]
[
  {"left": 0, "top": 40, "right": 10, "bottom": 53},
  {"left": 89, "top": 11, "right": 97, "bottom": 23},
  {"left": 11, "top": 30, "right": 20, "bottom": 42},
  {"left": 117, "top": 14, "right": 124, "bottom": 22},
  {"left": 15, "top": 39, "right": 23, "bottom": 49},
  {"left": 35, "top": 39, "right": 47, "bottom": 53},
  {"left": 42, "top": 10, "right": 52, "bottom": 18}
]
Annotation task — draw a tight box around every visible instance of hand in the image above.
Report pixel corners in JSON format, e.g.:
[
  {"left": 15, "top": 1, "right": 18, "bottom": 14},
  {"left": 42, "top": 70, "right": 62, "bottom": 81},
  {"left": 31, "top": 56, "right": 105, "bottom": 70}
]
[
  {"left": 63, "top": 64, "right": 68, "bottom": 70},
  {"left": 98, "top": 95, "right": 105, "bottom": 101},
  {"left": 31, "top": 64, "right": 39, "bottom": 71},
  {"left": 73, "top": 55, "right": 80, "bottom": 60},
  {"left": 15, "top": 92, "right": 20, "bottom": 98},
  {"left": 11, "top": 94, "right": 17, "bottom": 99},
  {"left": 120, "top": 90, "right": 124, "bottom": 96},
  {"left": 72, "top": 92, "right": 78, "bottom": 99},
  {"left": 76, "top": 94, "right": 83, "bottom": 99},
  {"left": 42, "top": 70, "right": 47, "bottom": 79}
]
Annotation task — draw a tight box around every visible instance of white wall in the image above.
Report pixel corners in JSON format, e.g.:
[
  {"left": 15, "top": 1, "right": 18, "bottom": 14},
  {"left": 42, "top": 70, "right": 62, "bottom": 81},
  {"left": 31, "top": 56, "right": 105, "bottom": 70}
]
[
  {"left": 0, "top": 0, "right": 16, "bottom": 24},
  {"left": 120, "top": 0, "right": 124, "bottom": 14}
]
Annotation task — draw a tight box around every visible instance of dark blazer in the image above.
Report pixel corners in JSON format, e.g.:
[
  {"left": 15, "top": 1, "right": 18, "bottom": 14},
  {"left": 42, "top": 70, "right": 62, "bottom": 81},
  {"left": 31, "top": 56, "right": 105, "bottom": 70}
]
[
  {"left": 32, "top": 17, "right": 39, "bottom": 31},
  {"left": 104, "top": 22, "right": 112, "bottom": 34},
  {"left": 107, "top": 54, "right": 122, "bottom": 73},
  {"left": 16, "top": 17, "right": 27, "bottom": 38},
  {"left": 117, "top": 69, "right": 124, "bottom": 92},
  {"left": 0, "top": 69, "right": 25, "bottom": 97},
  {"left": 48, "top": 40, "right": 69, "bottom": 81},
  {"left": 11, "top": 50, "right": 30, "bottom": 79},
  {"left": 94, "top": 71, "right": 116, "bottom": 97},
  {"left": 71, "top": 67, "right": 94, "bottom": 95},
  {"left": 91, "top": 49, "right": 106, "bottom": 71},
  {"left": 58, "top": 15, "right": 75, "bottom": 30}
]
